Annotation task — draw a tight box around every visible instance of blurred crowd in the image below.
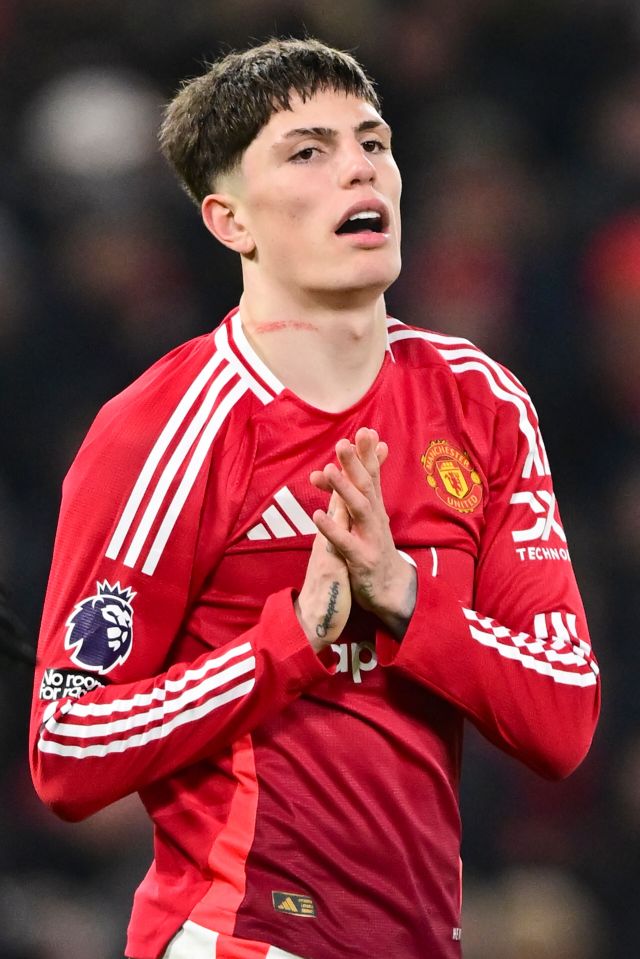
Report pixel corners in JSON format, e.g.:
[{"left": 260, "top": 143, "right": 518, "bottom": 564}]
[{"left": 2, "top": 1, "right": 640, "bottom": 956}]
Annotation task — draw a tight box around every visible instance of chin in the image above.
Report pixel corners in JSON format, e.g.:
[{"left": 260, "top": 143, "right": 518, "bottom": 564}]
[
  {"left": 332, "top": 254, "right": 400, "bottom": 292},
  {"left": 346, "top": 263, "right": 401, "bottom": 294},
  {"left": 317, "top": 280, "right": 396, "bottom": 309}
]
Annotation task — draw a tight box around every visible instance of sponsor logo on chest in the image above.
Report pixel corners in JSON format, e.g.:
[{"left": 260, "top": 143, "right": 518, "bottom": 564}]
[{"left": 330, "top": 640, "right": 378, "bottom": 684}]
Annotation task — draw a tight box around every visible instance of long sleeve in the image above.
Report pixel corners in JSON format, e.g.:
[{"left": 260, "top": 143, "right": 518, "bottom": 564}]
[
  {"left": 31, "top": 588, "right": 327, "bottom": 822},
  {"left": 29, "top": 338, "right": 330, "bottom": 822},
  {"left": 378, "top": 382, "right": 600, "bottom": 780}
]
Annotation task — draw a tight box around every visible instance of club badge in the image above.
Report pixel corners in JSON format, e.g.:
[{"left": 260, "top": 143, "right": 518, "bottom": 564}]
[{"left": 421, "top": 440, "right": 483, "bottom": 515}]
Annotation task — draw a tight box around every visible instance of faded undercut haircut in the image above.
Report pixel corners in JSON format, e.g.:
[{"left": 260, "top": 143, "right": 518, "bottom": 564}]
[{"left": 159, "top": 37, "right": 380, "bottom": 205}]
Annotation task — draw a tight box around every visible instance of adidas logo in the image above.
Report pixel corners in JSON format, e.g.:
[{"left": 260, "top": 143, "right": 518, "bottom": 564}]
[
  {"left": 279, "top": 897, "right": 299, "bottom": 913},
  {"left": 272, "top": 891, "right": 317, "bottom": 917},
  {"left": 247, "top": 487, "right": 316, "bottom": 541}
]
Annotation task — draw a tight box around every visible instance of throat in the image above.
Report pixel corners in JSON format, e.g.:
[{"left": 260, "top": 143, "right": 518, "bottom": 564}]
[
  {"left": 240, "top": 308, "right": 388, "bottom": 413},
  {"left": 283, "top": 351, "right": 386, "bottom": 413}
]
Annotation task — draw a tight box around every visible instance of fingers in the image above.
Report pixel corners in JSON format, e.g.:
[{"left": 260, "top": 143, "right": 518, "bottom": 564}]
[
  {"left": 313, "top": 487, "right": 358, "bottom": 559},
  {"left": 331, "top": 491, "right": 351, "bottom": 530},
  {"left": 354, "top": 428, "right": 383, "bottom": 494},
  {"left": 310, "top": 428, "right": 387, "bottom": 507},
  {"left": 333, "top": 427, "right": 386, "bottom": 513},
  {"left": 326, "top": 489, "right": 350, "bottom": 533},
  {"left": 338, "top": 430, "right": 384, "bottom": 488},
  {"left": 309, "top": 491, "right": 348, "bottom": 560},
  {"left": 341, "top": 429, "right": 385, "bottom": 487},
  {"left": 313, "top": 506, "right": 355, "bottom": 560},
  {"left": 310, "top": 429, "right": 386, "bottom": 495},
  {"left": 375, "top": 441, "right": 389, "bottom": 467},
  {"left": 310, "top": 468, "right": 332, "bottom": 493}
]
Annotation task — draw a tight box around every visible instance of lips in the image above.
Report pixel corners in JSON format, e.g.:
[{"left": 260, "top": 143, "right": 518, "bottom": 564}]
[{"left": 335, "top": 200, "right": 390, "bottom": 235}]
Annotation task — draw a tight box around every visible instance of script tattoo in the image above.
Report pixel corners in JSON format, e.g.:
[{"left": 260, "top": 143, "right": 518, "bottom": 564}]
[{"left": 316, "top": 581, "right": 340, "bottom": 639}]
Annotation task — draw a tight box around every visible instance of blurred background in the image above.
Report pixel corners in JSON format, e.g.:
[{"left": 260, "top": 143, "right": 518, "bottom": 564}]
[{"left": 1, "top": 0, "right": 639, "bottom": 956}]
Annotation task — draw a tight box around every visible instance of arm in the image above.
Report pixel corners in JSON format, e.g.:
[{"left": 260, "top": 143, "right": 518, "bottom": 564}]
[
  {"left": 31, "top": 591, "right": 333, "bottom": 823},
  {"left": 30, "top": 413, "right": 349, "bottom": 823},
  {"left": 314, "top": 425, "right": 600, "bottom": 780}
]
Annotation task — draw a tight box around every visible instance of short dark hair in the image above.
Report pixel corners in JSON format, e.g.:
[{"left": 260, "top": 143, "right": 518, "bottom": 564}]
[{"left": 159, "top": 37, "right": 380, "bottom": 205}]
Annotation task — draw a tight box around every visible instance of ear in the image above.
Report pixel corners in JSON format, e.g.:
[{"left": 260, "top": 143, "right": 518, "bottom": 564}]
[{"left": 201, "top": 194, "right": 256, "bottom": 255}]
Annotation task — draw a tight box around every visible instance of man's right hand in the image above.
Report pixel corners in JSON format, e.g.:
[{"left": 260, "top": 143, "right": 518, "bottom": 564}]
[{"left": 295, "top": 492, "right": 352, "bottom": 653}]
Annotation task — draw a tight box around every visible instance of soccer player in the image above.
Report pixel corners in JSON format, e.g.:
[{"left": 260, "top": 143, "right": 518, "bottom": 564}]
[{"left": 29, "top": 38, "right": 600, "bottom": 959}]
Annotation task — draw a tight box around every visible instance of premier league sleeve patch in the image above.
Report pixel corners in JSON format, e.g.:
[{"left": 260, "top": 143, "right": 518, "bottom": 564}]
[{"left": 65, "top": 580, "right": 136, "bottom": 674}]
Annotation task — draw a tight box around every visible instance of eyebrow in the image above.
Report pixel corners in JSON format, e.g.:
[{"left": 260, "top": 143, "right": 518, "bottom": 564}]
[{"left": 278, "top": 119, "right": 392, "bottom": 143}]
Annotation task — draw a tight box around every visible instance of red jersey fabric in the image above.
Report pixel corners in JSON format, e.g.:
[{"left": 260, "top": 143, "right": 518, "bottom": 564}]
[{"left": 29, "top": 309, "right": 600, "bottom": 959}]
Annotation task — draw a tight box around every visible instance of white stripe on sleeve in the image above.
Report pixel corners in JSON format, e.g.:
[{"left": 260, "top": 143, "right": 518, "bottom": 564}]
[
  {"left": 106, "top": 350, "right": 225, "bottom": 561},
  {"left": 387, "top": 325, "right": 550, "bottom": 478},
  {"left": 59, "top": 642, "right": 253, "bottom": 718},
  {"left": 463, "top": 608, "right": 598, "bottom": 687},
  {"left": 124, "top": 364, "right": 236, "bottom": 569},
  {"left": 44, "top": 656, "right": 255, "bottom": 739},
  {"left": 142, "top": 379, "right": 247, "bottom": 574},
  {"left": 38, "top": 678, "right": 256, "bottom": 758}
]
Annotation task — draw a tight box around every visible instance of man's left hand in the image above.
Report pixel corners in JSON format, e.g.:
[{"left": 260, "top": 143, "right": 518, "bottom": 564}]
[{"left": 310, "top": 428, "right": 416, "bottom": 640}]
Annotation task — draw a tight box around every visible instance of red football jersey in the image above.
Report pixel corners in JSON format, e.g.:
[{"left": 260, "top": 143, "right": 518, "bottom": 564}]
[{"left": 29, "top": 309, "right": 600, "bottom": 959}]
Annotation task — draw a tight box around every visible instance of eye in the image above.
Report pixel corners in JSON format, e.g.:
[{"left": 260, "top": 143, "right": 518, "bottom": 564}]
[
  {"left": 362, "top": 139, "right": 387, "bottom": 153},
  {"left": 289, "top": 146, "right": 321, "bottom": 163}
]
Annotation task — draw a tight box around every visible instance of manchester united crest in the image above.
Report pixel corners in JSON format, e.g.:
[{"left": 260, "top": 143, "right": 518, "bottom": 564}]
[{"left": 421, "top": 440, "right": 483, "bottom": 514}]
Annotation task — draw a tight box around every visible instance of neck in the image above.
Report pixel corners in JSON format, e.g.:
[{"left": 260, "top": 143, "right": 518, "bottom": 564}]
[{"left": 238, "top": 277, "right": 389, "bottom": 413}]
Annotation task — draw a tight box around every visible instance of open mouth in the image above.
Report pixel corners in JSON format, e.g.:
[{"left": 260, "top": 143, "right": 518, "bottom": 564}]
[{"left": 336, "top": 210, "right": 384, "bottom": 235}]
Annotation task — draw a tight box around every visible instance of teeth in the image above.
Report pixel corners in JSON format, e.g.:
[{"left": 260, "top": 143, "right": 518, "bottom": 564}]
[{"left": 348, "top": 211, "right": 381, "bottom": 221}]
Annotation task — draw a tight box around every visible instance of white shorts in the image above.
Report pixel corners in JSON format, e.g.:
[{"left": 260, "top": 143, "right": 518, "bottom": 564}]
[{"left": 161, "top": 920, "right": 304, "bottom": 959}]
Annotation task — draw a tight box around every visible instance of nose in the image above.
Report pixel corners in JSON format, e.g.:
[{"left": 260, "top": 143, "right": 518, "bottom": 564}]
[{"left": 339, "top": 141, "right": 376, "bottom": 187}]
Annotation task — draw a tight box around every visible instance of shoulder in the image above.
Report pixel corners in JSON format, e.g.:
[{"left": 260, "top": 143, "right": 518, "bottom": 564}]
[
  {"left": 73, "top": 331, "right": 220, "bottom": 464},
  {"left": 387, "top": 317, "right": 528, "bottom": 411},
  {"left": 387, "top": 318, "right": 548, "bottom": 478},
  {"left": 58, "top": 318, "right": 257, "bottom": 577},
  {"left": 62, "top": 309, "right": 269, "bottom": 513},
  {"left": 73, "top": 311, "right": 263, "bottom": 468}
]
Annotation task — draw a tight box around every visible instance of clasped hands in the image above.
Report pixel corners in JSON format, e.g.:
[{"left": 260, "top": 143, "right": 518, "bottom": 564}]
[{"left": 295, "top": 427, "right": 417, "bottom": 652}]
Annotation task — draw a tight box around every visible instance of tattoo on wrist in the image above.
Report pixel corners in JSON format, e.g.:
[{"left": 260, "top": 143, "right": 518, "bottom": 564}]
[
  {"left": 315, "top": 581, "right": 340, "bottom": 639},
  {"left": 388, "top": 569, "right": 418, "bottom": 641},
  {"left": 358, "top": 580, "right": 375, "bottom": 604}
]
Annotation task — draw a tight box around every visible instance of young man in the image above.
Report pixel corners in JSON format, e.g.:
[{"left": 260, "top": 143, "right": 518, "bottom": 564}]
[{"left": 29, "top": 38, "right": 600, "bottom": 959}]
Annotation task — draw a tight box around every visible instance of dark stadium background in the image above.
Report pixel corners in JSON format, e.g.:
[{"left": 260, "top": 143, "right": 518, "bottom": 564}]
[{"left": 1, "top": 2, "right": 639, "bottom": 956}]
